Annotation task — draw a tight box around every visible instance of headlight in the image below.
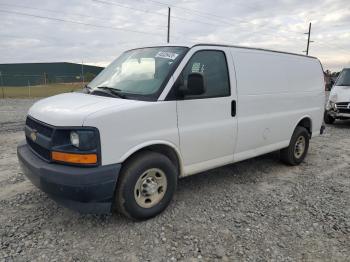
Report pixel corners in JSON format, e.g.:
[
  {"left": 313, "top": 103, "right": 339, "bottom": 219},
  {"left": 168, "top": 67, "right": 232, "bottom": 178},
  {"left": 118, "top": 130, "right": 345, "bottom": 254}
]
[
  {"left": 70, "top": 131, "right": 80, "bottom": 148},
  {"left": 69, "top": 130, "right": 97, "bottom": 150},
  {"left": 326, "top": 100, "right": 337, "bottom": 111},
  {"left": 327, "top": 93, "right": 338, "bottom": 111},
  {"left": 51, "top": 128, "right": 100, "bottom": 166}
]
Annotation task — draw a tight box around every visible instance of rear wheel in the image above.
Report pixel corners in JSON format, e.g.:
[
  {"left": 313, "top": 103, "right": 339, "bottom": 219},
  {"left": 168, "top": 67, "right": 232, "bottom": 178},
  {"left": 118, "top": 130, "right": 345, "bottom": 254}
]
[
  {"left": 280, "top": 126, "right": 309, "bottom": 166},
  {"left": 115, "top": 151, "right": 177, "bottom": 220},
  {"left": 324, "top": 112, "right": 335, "bottom": 124}
]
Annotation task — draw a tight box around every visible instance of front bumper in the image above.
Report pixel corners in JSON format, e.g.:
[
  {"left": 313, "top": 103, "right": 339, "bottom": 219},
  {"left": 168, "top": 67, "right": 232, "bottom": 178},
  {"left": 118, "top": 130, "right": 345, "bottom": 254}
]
[
  {"left": 17, "top": 140, "right": 121, "bottom": 214},
  {"left": 326, "top": 101, "right": 350, "bottom": 119},
  {"left": 327, "top": 109, "right": 350, "bottom": 119}
]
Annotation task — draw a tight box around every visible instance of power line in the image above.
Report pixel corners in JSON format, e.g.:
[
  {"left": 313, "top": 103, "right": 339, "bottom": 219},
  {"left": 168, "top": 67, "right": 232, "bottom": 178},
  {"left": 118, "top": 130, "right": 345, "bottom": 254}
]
[
  {"left": 0, "top": 3, "right": 88, "bottom": 18},
  {"left": 92, "top": 0, "right": 167, "bottom": 16},
  {"left": 133, "top": 0, "right": 248, "bottom": 25},
  {"left": 95, "top": 0, "right": 305, "bottom": 40},
  {"left": 110, "top": 0, "right": 256, "bottom": 30},
  {"left": 0, "top": 3, "right": 167, "bottom": 29},
  {"left": 131, "top": 0, "right": 300, "bottom": 36},
  {"left": 0, "top": 8, "right": 303, "bottom": 49},
  {"left": 90, "top": 0, "right": 304, "bottom": 41},
  {"left": 3, "top": 0, "right": 336, "bottom": 50},
  {"left": 3, "top": 3, "right": 336, "bottom": 57},
  {"left": 2, "top": 1, "right": 237, "bottom": 31},
  {"left": 0, "top": 9, "right": 165, "bottom": 37},
  {"left": 92, "top": 0, "right": 226, "bottom": 27}
]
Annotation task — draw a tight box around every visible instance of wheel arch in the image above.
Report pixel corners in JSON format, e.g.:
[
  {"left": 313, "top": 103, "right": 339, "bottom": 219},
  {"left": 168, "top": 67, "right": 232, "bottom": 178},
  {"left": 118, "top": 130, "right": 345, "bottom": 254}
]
[
  {"left": 294, "top": 116, "right": 313, "bottom": 137},
  {"left": 119, "top": 141, "right": 184, "bottom": 177}
]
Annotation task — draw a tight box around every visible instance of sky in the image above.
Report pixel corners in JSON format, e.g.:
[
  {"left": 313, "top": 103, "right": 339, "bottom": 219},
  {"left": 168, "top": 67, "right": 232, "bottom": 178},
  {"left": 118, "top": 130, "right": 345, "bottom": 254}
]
[{"left": 0, "top": 0, "right": 349, "bottom": 71}]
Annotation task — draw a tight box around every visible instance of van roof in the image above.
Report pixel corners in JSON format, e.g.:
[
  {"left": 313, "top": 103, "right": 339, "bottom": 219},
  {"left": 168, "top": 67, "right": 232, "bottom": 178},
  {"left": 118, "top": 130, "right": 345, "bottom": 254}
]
[
  {"left": 133, "top": 43, "right": 318, "bottom": 60},
  {"left": 192, "top": 43, "right": 318, "bottom": 60}
]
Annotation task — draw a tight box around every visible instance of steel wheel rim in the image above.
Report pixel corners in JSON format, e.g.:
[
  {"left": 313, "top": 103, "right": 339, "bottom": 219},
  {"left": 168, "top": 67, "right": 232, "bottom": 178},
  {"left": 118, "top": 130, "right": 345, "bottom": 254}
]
[
  {"left": 294, "top": 136, "right": 306, "bottom": 159},
  {"left": 134, "top": 168, "right": 167, "bottom": 208}
]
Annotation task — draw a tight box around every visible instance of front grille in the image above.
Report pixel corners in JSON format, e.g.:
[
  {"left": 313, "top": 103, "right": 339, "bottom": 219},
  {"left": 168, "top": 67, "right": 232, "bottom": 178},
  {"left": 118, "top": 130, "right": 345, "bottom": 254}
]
[
  {"left": 336, "top": 102, "right": 349, "bottom": 106},
  {"left": 26, "top": 117, "right": 54, "bottom": 137},
  {"left": 336, "top": 102, "right": 350, "bottom": 114},
  {"left": 26, "top": 137, "right": 51, "bottom": 161},
  {"left": 25, "top": 117, "right": 53, "bottom": 161}
]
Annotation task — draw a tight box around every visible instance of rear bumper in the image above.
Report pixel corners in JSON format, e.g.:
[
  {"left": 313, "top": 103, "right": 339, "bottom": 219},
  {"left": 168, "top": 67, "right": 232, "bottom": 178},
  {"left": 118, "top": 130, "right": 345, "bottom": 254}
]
[{"left": 17, "top": 140, "right": 121, "bottom": 214}]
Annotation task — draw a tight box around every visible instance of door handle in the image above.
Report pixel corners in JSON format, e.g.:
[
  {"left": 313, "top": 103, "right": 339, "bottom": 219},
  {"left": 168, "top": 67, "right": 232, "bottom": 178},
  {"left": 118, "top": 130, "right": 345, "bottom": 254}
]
[{"left": 231, "top": 100, "right": 236, "bottom": 117}]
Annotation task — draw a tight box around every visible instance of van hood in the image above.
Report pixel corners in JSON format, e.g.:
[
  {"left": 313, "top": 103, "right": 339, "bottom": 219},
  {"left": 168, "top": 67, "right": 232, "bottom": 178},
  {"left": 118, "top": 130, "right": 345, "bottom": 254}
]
[
  {"left": 28, "top": 93, "right": 139, "bottom": 126},
  {"left": 330, "top": 85, "right": 350, "bottom": 103}
]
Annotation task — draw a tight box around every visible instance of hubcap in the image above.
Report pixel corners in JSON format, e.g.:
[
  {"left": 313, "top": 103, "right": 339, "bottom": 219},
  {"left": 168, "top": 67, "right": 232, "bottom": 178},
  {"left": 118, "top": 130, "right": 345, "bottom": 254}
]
[
  {"left": 294, "top": 136, "right": 306, "bottom": 159},
  {"left": 134, "top": 168, "right": 167, "bottom": 208}
]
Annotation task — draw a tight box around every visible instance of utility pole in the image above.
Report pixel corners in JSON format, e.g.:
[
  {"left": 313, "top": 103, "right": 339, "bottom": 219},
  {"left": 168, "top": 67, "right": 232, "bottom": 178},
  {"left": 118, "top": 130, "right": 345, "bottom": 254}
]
[
  {"left": 304, "top": 22, "right": 313, "bottom": 56},
  {"left": 81, "top": 60, "right": 84, "bottom": 84},
  {"left": 167, "top": 7, "right": 171, "bottom": 43},
  {"left": 0, "top": 71, "right": 4, "bottom": 99},
  {"left": 0, "top": 71, "right": 3, "bottom": 86},
  {"left": 43, "top": 72, "right": 47, "bottom": 85},
  {"left": 28, "top": 80, "right": 31, "bottom": 98}
]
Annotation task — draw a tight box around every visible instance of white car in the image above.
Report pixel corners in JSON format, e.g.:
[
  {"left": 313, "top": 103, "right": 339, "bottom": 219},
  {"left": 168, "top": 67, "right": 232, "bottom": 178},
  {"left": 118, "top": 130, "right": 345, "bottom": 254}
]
[
  {"left": 325, "top": 68, "right": 350, "bottom": 124},
  {"left": 17, "top": 44, "right": 325, "bottom": 220}
]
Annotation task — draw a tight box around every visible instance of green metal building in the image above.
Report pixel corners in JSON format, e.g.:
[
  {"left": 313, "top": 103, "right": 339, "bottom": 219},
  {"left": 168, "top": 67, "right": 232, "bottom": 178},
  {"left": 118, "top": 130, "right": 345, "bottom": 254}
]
[{"left": 0, "top": 62, "right": 103, "bottom": 86}]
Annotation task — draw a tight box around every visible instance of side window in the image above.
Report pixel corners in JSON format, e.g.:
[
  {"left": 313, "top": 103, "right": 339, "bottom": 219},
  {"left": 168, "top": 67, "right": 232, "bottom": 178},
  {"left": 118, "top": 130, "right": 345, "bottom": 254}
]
[{"left": 182, "top": 50, "right": 230, "bottom": 99}]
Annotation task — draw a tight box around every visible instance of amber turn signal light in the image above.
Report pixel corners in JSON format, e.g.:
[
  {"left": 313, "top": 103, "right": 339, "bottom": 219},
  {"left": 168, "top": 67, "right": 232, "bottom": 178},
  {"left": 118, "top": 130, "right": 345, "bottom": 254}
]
[{"left": 51, "top": 151, "right": 97, "bottom": 164}]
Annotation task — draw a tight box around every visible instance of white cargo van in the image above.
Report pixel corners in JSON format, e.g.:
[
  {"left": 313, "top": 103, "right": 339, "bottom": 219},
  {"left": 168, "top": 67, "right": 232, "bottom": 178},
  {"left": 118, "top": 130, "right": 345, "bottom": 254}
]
[
  {"left": 325, "top": 68, "right": 350, "bottom": 123},
  {"left": 17, "top": 44, "right": 325, "bottom": 220}
]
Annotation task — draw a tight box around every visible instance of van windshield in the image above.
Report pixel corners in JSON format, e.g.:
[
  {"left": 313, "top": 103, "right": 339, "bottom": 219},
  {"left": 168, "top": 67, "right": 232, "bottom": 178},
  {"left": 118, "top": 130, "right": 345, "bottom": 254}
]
[
  {"left": 335, "top": 69, "right": 350, "bottom": 86},
  {"left": 88, "top": 46, "right": 188, "bottom": 100}
]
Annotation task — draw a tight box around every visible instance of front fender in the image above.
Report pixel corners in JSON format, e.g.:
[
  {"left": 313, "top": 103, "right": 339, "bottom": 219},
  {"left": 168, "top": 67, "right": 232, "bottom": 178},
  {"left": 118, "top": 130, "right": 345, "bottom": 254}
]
[{"left": 118, "top": 140, "right": 184, "bottom": 176}]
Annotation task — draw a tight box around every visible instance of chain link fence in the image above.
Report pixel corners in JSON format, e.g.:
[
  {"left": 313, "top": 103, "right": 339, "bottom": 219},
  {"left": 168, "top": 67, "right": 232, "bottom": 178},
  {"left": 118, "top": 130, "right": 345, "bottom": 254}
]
[{"left": 0, "top": 72, "right": 97, "bottom": 98}]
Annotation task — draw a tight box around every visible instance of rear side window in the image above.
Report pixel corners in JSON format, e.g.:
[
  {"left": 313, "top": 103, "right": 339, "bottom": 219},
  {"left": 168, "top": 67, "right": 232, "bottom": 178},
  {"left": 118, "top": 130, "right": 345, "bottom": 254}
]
[{"left": 181, "top": 50, "right": 230, "bottom": 99}]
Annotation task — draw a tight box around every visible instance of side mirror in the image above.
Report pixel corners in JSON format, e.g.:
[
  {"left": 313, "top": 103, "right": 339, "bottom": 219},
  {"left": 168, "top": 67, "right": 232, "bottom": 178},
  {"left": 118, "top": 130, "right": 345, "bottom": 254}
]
[{"left": 179, "top": 73, "right": 206, "bottom": 96}]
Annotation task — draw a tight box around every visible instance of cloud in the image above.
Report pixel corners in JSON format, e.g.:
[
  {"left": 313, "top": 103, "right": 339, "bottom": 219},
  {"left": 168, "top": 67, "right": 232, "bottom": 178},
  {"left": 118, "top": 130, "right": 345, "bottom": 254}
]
[{"left": 0, "top": 0, "right": 349, "bottom": 71}]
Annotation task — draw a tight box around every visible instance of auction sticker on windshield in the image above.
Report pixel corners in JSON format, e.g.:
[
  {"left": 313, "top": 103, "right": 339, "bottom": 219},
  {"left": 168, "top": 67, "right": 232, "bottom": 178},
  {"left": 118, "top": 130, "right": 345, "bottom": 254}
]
[{"left": 155, "top": 51, "right": 179, "bottom": 60}]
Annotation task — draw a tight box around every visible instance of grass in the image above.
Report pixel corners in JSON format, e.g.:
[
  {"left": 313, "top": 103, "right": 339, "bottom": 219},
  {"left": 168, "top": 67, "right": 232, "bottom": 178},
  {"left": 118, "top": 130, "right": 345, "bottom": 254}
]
[{"left": 0, "top": 83, "right": 84, "bottom": 98}]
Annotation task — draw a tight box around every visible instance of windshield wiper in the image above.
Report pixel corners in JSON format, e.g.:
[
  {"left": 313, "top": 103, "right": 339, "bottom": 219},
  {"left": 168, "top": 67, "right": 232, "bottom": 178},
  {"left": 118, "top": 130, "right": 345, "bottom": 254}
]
[
  {"left": 94, "top": 86, "right": 126, "bottom": 99},
  {"left": 82, "top": 85, "right": 92, "bottom": 93}
]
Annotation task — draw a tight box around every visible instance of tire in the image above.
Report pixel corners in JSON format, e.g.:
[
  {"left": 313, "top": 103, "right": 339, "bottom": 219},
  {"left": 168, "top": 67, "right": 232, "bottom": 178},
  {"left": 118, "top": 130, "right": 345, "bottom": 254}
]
[
  {"left": 280, "top": 126, "right": 310, "bottom": 166},
  {"left": 324, "top": 112, "right": 335, "bottom": 124},
  {"left": 115, "top": 151, "right": 177, "bottom": 220}
]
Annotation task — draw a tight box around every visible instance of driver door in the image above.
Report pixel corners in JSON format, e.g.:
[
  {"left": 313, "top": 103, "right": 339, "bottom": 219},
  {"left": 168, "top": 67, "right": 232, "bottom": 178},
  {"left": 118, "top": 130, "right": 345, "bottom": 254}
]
[{"left": 175, "top": 47, "right": 238, "bottom": 175}]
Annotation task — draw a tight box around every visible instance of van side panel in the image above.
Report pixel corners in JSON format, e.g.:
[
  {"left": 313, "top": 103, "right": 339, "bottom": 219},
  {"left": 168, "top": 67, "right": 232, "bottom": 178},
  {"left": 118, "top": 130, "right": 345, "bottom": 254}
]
[{"left": 231, "top": 48, "right": 324, "bottom": 161}]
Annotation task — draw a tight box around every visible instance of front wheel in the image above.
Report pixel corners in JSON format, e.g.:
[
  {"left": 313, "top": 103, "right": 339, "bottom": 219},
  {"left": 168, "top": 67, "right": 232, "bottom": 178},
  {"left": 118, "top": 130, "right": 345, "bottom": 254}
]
[
  {"left": 324, "top": 112, "right": 335, "bottom": 124},
  {"left": 280, "top": 126, "right": 310, "bottom": 166},
  {"left": 115, "top": 151, "right": 177, "bottom": 220}
]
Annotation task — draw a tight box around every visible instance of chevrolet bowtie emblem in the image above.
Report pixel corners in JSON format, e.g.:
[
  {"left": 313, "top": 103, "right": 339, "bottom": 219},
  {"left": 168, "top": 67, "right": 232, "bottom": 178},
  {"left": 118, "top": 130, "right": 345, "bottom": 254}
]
[{"left": 30, "top": 130, "right": 37, "bottom": 142}]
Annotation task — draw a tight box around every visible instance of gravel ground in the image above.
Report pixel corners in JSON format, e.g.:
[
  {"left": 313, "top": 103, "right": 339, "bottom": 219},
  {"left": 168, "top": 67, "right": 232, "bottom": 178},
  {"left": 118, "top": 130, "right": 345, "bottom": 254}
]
[{"left": 0, "top": 98, "right": 349, "bottom": 262}]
